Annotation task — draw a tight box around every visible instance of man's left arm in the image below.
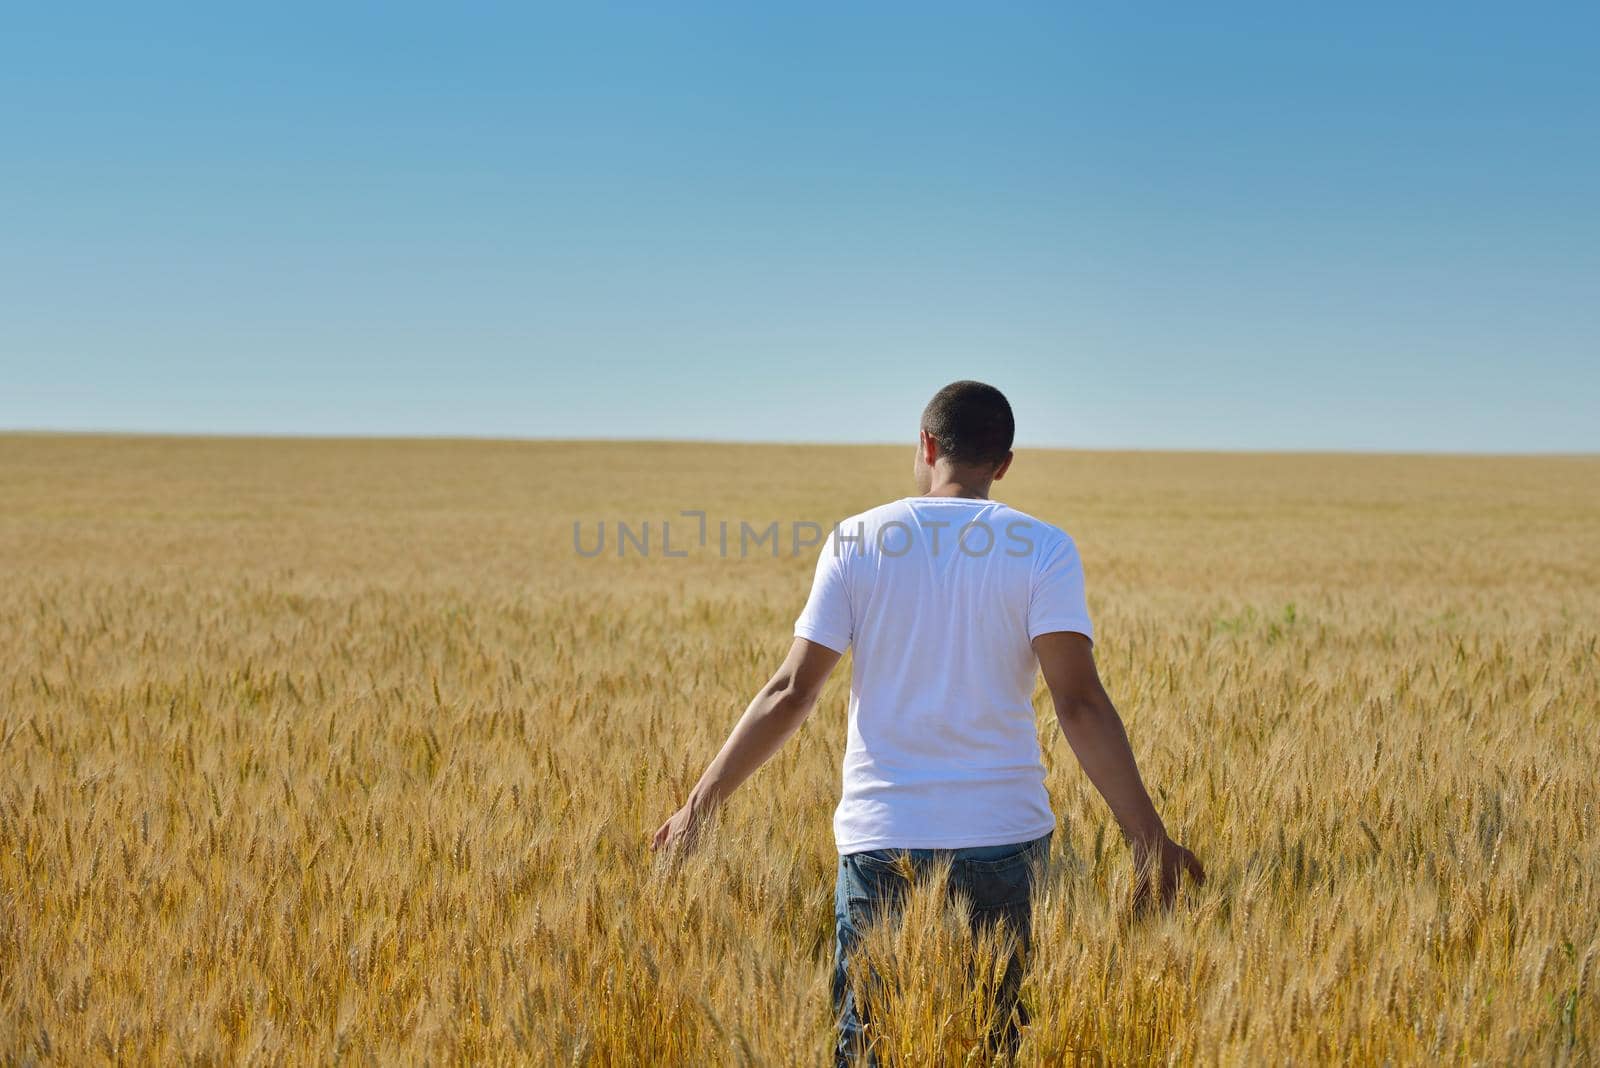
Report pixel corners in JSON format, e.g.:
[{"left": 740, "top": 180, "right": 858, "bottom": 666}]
[{"left": 651, "top": 637, "right": 842, "bottom": 854}]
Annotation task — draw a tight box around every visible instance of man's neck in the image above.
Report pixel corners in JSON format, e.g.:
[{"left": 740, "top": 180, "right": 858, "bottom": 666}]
[{"left": 921, "top": 477, "right": 992, "bottom": 500}]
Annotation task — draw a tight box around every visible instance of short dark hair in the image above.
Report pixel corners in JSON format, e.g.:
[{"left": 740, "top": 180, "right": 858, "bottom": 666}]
[{"left": 920, "top": 380, "right": 1015, "bottom": 467}]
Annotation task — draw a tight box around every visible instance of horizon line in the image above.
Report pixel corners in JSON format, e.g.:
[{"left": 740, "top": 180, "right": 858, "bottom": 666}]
[{"left": 2, "top": 427, "right": 1595, "bottom": 460}]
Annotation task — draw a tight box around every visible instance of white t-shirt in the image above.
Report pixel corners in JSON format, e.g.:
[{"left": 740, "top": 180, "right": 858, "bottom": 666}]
[{"left": 794, "top": 496, "right": 1095, "bottom": 854}]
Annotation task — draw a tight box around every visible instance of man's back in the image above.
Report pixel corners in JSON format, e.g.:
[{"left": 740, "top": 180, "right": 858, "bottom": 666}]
[{"left": 795, "top": 495, "right": 1094, "bottom": 852}]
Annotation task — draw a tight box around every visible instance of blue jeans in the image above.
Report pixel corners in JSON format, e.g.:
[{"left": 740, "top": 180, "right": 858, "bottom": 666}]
[{"left": 831, "top": 832, "right": 1051, "bottom": 1066}]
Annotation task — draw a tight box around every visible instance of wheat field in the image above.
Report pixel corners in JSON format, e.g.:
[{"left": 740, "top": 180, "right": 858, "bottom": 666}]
[{"left": 1, "top": 434, "right": 1596, "bottom": 1065}]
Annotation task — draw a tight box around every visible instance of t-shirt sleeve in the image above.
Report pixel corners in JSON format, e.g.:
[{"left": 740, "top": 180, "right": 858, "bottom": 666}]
[
  {"left": 794, "top": 530, "right": 853, "bottom": 653},
  {"left": 1028, "top": 532, "right": 1094, "bottom": 643}
]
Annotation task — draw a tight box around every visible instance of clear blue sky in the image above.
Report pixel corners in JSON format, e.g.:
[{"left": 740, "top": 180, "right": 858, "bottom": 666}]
[{"left": 3, "top": 3, "right": 1595, "bottom": 451}]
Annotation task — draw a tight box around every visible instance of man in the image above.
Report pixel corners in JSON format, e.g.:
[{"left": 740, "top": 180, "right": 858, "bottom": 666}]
[{"left": 652, "top": 380, "right": 1204, "bottom": 1064}]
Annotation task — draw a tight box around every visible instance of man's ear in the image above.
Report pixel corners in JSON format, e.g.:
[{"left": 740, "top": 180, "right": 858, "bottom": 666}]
[
  {"left": 992, "top": 451, "right": 1015, "bottom": 480},
  {"left": 919, "top": 429, "right": 940, "bottom": 466}
]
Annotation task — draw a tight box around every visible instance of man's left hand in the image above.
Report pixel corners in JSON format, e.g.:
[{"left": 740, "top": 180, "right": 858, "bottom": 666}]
[{"left": 650, "top": 803, "right": 703, "bottom": 855}]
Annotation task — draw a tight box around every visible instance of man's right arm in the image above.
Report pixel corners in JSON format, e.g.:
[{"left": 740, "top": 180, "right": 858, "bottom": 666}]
[{"left": 1032, "top": 630, "right": 1205, "bottom": 908}]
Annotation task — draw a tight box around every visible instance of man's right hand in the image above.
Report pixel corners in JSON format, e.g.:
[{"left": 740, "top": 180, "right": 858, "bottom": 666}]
[{"left": 1131, "top": 835, "right": 1205, "bottom": 911}]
